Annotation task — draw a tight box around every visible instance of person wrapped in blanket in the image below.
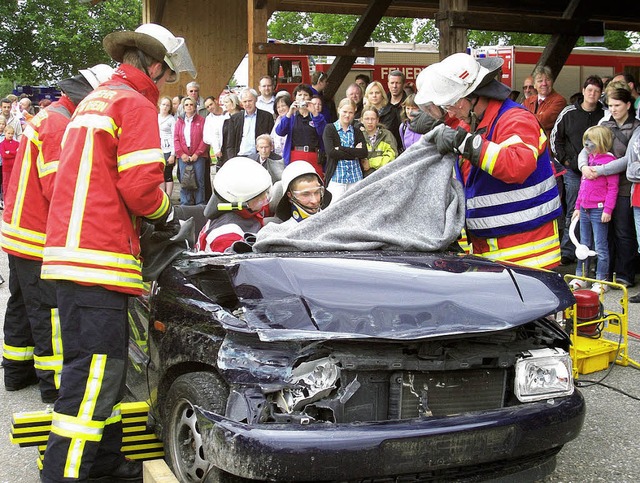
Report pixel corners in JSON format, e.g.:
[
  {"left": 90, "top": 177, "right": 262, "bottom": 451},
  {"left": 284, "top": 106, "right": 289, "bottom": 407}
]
[{"left": 416, "top": 53, "right": 562, "bottom": 269}]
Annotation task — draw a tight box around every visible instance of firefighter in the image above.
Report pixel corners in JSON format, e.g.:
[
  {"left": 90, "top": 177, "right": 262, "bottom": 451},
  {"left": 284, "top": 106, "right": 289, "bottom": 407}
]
[
  {"left": 416, "top": 53, "right": 562, "bottom": 269},
  {"left": 1, "top": 64, "right": 114, "bottom": 404},
  {"left": 39, "top": 24, "right": 196, "bottom": 483}
]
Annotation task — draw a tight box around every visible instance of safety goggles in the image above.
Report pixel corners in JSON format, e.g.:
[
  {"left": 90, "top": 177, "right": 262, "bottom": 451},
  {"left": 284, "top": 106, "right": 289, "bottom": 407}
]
[{"left": 292, "top": 186, "right": 324, "bottom": 201}]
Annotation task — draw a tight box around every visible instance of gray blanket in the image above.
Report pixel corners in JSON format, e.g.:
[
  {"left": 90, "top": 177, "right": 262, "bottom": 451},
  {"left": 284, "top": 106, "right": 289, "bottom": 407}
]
[{"left": 253, "top": 135, "right": 465, "bottom": 253}]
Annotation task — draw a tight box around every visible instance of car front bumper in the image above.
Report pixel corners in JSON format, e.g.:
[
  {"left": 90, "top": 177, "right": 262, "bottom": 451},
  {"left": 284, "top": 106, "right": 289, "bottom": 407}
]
[{"left": 196, "top": 390, "right": 585, "bottom": 481}]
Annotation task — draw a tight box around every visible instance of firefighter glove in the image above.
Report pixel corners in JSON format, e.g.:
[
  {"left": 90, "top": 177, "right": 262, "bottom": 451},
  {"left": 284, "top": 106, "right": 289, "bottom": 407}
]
[
  {"left": 149, "top": 207, "right": 181, "bottom": 242},
  {"left": 424, "top": 125, "right": 470, "bottom": 156}
]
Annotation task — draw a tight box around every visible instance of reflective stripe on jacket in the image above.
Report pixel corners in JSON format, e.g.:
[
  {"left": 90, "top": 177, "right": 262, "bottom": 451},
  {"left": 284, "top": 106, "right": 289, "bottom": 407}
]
[
  {"left": 42, "top": 65, "right": 169, "bottom": 295},
  {"left": 1, "top": 96, "right": 75, "bottom": 260},
  {"left": 459, "top": 99, "right": 562, "bottom": 238}
]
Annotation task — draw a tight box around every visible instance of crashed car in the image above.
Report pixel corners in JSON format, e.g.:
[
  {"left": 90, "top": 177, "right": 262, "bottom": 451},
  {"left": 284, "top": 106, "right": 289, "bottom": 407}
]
[{"left": 126, "top": 249, "right": 584, "bottom": 482}]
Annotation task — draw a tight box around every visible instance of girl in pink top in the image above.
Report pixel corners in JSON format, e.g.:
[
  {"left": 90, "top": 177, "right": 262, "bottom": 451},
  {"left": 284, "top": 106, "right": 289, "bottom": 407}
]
[{"left": 570, "top": 126, "right": 618, "bottom": 293}]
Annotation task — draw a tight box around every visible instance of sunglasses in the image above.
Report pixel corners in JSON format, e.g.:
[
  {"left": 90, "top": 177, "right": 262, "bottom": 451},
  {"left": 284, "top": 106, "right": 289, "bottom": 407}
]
[{"left": 523, "top": 85, "right": 535, "bottom": 90}]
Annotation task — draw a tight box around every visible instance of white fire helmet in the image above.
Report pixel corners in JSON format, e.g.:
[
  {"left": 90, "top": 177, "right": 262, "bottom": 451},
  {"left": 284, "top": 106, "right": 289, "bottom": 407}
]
[
  {"left": 103, "top": 23, "right": 197, "bottom": 82},
  {"left": 415, "top": 53, "right": 503, "bottom": 108},
  {"left": 281, "top": 161, "right": 321, "bottom": 194},
  {"left": 79, "top": 64, "right": 114, "bottom": 89},
  {"left": 214, "top": 157, "right": 272, "bottom": 203}
]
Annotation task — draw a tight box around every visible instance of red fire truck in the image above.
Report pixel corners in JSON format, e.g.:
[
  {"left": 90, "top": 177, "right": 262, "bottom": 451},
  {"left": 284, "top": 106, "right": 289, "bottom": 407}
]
[{"left": 269, "top": 43, "right": 640, "bottom": 100}]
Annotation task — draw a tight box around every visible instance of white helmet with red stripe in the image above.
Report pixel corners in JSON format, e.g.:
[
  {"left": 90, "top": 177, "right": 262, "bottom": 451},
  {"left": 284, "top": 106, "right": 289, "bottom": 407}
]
[{"left": 415, "top": 53, "right": 503, "bottom": 108}]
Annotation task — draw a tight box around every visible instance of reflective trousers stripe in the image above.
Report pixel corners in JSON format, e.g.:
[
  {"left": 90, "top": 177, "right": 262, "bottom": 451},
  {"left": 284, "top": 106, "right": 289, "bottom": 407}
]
[{"left": 3, "top": 342, "right": 34, "bottom": 361}]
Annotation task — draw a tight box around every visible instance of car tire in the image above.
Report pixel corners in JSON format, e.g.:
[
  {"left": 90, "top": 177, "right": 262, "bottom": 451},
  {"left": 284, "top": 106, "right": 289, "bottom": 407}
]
[{"left": 164, "top": 371, "right": 229, "bottom": 482}]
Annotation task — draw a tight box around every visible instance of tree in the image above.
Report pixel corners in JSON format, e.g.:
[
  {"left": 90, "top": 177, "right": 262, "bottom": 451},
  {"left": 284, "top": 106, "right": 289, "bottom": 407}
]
[
  {"left": 0, "top": 0, "right": 142, "bottom": 85},
  {"left": 268, "top": 12, "right": 633, "bottom": 53},
  {"left": 268, "top": 12, "right": 416, "bottom": 44}
]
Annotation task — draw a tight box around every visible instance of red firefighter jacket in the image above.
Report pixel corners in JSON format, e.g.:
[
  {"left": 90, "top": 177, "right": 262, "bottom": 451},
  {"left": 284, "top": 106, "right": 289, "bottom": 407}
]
[
  {"left": 41, "top": 64, "right": 170, "bottom": 295},
  {"left": 1, "top": 95, "right": 76, "bottom": 260}
]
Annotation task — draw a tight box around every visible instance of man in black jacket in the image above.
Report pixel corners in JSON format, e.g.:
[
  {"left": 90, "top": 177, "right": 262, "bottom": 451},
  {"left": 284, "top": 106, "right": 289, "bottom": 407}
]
[
  {"left": 222, "top": 88, "right": 274, "bottom": 163},
  {"left": 550, "top": 75, "right": 605, "bottom": 264}
]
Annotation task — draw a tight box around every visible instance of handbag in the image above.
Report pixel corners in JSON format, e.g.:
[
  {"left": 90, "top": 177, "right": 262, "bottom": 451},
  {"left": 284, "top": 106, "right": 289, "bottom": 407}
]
[{"left": 181, "top": 164, "right": 198, "bottom": 190}]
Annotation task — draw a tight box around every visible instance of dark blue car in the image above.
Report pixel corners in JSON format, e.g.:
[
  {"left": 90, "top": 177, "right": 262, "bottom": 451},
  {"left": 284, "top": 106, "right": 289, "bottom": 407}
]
[{"left": 126, "top": 250, "right": 584, "bottom": 482}]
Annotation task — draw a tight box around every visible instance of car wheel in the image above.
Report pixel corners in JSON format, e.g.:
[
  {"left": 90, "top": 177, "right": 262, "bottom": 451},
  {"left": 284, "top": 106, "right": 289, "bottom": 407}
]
[{"left": 164, "top": 372, "right": 229, "bottom": 482}]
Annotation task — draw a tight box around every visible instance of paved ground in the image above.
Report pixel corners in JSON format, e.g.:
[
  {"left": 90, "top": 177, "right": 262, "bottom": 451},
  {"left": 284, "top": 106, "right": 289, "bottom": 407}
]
[{"left": 0, "top": 254, "right": 639, "bottom": 482}]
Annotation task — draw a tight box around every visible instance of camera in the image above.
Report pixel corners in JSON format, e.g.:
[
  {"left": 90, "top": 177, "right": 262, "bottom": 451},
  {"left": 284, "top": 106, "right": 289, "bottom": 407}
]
[{"left": 298, "top": 101, "right": 307, "bottom": 108}]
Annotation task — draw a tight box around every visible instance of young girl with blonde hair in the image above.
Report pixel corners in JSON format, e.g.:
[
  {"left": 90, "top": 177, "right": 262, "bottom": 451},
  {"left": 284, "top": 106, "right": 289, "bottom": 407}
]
[{"left": 569, "top": 125, "right": 619, "bottom": 293}]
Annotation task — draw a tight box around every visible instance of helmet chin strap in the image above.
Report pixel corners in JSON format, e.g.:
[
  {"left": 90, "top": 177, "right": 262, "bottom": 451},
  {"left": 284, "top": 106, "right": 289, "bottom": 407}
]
[{"left": 465, "top": 96, "right": 480, "bottom": 132}]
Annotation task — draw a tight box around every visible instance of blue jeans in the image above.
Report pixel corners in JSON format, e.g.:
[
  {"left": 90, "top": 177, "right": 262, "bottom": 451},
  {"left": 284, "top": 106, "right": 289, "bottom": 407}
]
[
  {"left": 178, "top": 157, "right": 206, "bottom": 205},
  {"left": 576, "top": 207, "right": 609, "bottom": 280},
  {"left": 561, "top": 170, "right": 581, "bottom": 260}
]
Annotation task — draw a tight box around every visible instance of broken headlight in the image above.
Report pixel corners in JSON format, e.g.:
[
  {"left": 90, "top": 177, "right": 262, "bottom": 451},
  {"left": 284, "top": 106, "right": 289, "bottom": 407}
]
[
  {"left": 276, "top": 357, "right": 340, "bottom": 413},
  {"left": 514, "top": 348, "right": 573, "bottom": 402}
]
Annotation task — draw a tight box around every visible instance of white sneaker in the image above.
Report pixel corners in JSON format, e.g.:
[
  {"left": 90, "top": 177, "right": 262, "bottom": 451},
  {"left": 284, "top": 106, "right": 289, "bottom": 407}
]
[
  {"left": 591, "top": 282, "right": 609, "bottom": 294},
  {"left": 569, "top": 278, "right": 589, "bottom": 290}
]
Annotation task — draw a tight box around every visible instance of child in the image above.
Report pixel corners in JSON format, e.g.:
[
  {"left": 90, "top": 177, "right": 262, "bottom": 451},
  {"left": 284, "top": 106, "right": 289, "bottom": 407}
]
[
  {"left": 399, "top": 94, "right": 422, "bottom": 151},
  {"left": 0, "top": 124, "right": 19, "bottom": 208},
  {"left": 569, "top": 126, "right": 619, "bottom": 294}
]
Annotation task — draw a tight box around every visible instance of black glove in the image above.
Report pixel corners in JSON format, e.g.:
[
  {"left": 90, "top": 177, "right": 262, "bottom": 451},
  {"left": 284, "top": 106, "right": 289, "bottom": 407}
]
[
  {"left": 410, "top": 110, "right": 442, "bottom": 134},
  {"left": 424, "top": 125, "right": 470, "bottom": 155},
  {"left": 149, "top": 207, "right": 181, "bottom": 243}
]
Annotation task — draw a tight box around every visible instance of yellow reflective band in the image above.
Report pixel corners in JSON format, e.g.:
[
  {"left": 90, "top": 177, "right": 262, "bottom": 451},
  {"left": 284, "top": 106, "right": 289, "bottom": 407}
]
[
  {"left": 10, "top": 142, "right": 34, "bottom": 227},
  {"left": 79, "top": 354, "right": 107, "bottom": 420},
  {"left": 51, "top": 308, "right": 63, "bottom": 389},
  {"left": 105, "top": 403, "right": 123, "bottom": 426},
  {"left": 44, "top": 246, "right": 141, "bottom": 270},
  {"left": 33, "top": 354, "right": 63, "bottom": 372},
  {"left": 68, "top": 113, "right": 118, "bottom": 136},
  {"left": 51, "top": 413, "right": 104, "bottom": 439},
  {"left": 0, "top": 233, "right": 45, "bottom": 259},
  {"left": 64, "top": 438, "right": 87, "bottom": 479},
  {"left": 478, "top": 230, "right": 560, "bottom": 270},
  {"left": 117, "top": 148, "right": 164, "bottom": 172},
  {"left": 1, "top": 222, "right": 46, "bottom": 244},
  {"left": 480, "top": 135, "right": 534, "bottom": 175},
  {"left": 37, "top": 150, "right": 58, "bottom": 177},
  {"left": 41, "top": 265, "right": 143, "bottom": 289},
  {"left": 23, "top": 125, "right": 41, "bottom": 147},
  {"left": 146, "top": 193, "right": 170, "bottom": 221},
  {"left": 3, "top": 343, "right": 34, "bottom": 361},
  {"left": 480, "top": 141, "right": 501, "bottom": 174},
  {"left": 67, "top": 129, "right": 95, "bottom": 248},
  {"left": 538, "top": 128, "right": 548, "bottom": 150}
]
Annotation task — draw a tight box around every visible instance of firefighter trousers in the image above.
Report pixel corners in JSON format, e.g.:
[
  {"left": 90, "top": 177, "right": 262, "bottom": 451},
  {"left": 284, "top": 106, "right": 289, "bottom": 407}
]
[
  {"left": 41, "top": 281, "right": 129, "bottom": 483},
  {"left": 2, "top": 255, "right": 60, "bottom": 396}
]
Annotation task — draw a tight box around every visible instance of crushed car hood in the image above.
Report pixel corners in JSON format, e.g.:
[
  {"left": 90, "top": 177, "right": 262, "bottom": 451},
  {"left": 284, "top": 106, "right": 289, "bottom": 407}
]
[{"left": 206, "top": 252, "right": 573, "bottom": 341}]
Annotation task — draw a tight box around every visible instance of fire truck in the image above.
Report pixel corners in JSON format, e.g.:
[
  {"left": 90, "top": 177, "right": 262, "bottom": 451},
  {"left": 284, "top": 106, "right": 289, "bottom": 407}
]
[{"left": 269, "top": 43, "right": 640, "bottom": 100}]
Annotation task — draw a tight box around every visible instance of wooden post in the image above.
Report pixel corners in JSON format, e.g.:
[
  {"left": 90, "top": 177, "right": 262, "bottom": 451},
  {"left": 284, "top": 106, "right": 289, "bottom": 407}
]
[
  {"left": 248, "top": 0, "right": 269, "bottom": 90},
  {"left": 437, "top": 0, "right": 468, "bottom": 59}
]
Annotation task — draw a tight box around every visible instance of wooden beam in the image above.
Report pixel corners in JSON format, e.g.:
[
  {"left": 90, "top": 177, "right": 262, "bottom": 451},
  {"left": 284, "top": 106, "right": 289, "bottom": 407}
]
[
  {"left": 441, "top": 11, "right": 604, "bottom": 36},
  {"left": 536, "top": 0, "right": 584, "bottom": 80},
  {"left": 324, "top": 0, "right": 394, "bottom": 99},
  {"left": 152, "top": 0, "right": 168, "bottom": 24},
  {"left": 437, "top": 0, "right": 467, "bottom": 59},
  {"left": 248, "top": 0, "right": 269, "bottom": 90},
  {"left": 253, "top": 42, "right": 375, "bottom": 57}
]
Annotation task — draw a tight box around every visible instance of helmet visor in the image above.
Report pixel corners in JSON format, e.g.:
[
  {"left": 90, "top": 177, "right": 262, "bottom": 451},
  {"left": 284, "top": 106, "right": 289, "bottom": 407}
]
[{"left": 164, "top": 37, "right": 197, "bottom": 80}]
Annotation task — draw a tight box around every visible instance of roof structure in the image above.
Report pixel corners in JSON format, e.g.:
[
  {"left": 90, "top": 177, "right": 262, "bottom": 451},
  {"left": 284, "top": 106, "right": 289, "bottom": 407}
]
[{"left": 139, "top": 0, "right": 636, "bottom": 98}]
